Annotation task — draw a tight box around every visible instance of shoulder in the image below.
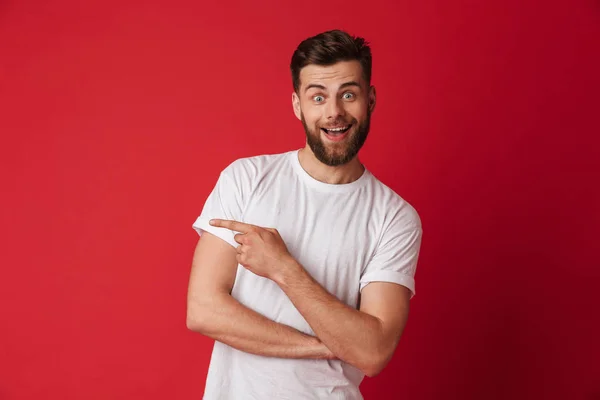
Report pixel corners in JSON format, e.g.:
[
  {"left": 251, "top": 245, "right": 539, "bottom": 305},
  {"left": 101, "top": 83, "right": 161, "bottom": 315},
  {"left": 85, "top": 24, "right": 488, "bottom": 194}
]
[
  {"left": 366, "top": 172, "right": 422, "bottom": 233},
  {"left": 220, "top": 150, "right": 294, "bottom": 182},
  {"left": 209, "top": 151, "right": 294, "bottom": 206}
]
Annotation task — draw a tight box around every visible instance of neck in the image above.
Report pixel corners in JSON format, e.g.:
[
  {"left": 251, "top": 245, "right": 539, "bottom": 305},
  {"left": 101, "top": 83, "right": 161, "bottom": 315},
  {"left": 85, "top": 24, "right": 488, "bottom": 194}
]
[{"left": 298, "top": 145, "right": 365, "bottom": 185}]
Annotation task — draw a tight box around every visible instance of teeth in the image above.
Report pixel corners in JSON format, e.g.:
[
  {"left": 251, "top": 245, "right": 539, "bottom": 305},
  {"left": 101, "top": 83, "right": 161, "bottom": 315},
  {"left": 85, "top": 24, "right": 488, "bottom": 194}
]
[{"left": 326, "top": 125, "right": 349, "bottom": 132}]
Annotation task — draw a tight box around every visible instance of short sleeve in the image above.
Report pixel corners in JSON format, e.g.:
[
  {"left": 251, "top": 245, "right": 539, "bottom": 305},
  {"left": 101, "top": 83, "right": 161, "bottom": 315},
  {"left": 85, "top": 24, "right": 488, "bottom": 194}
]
[
  {"left": 192, "top": 170, "right": 244, "bottom": 248},
  {"left": 360, "top": 217, "right": 423, "bottom": 299}
]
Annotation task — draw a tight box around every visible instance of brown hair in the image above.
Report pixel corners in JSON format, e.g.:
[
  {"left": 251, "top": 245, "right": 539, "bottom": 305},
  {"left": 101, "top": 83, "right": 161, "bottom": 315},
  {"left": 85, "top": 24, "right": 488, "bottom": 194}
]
[{"left": 290, "top": 29, "right": 372, "bottom": 93}]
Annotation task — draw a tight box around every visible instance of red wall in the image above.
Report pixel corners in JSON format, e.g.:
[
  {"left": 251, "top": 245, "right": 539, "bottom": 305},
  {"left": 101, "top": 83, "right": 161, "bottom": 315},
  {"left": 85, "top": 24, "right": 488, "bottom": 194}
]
[{"left": 1, "top": 1, "right": 598, "bottom": 399}]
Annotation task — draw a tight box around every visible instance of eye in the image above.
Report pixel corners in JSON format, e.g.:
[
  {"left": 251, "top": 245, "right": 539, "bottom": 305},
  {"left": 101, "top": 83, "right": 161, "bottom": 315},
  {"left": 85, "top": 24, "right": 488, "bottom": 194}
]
[
  {"left": 313, "top": 95, "right": 325, "bottom": 103},
  {"left": 342, "top": 92, "right": 355, "bottom": 100}
]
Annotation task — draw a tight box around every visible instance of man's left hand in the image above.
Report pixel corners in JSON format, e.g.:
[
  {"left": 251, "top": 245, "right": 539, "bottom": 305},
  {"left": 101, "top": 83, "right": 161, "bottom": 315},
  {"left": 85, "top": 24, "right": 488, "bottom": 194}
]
[{"left": 209, "top": 219, "right": 296, "bottom": 281}]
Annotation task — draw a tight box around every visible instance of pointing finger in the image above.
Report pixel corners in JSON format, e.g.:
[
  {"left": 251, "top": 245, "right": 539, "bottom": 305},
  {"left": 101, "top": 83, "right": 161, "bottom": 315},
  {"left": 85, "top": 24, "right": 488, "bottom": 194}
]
[{"left": 209, "top": 219, "right": 257, "bottom": 233}]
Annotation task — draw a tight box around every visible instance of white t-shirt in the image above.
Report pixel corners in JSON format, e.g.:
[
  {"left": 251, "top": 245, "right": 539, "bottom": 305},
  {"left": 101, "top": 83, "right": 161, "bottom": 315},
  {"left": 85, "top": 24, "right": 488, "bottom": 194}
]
[{"left": 192, "top": 149, "right": 422, "bottom": 400}]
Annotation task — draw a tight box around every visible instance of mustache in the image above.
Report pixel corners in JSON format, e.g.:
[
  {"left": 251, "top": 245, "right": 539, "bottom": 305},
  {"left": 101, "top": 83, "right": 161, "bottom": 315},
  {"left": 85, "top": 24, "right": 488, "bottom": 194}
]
[{"left": 320, "top": 119, "right": 355, "bottom": 128}]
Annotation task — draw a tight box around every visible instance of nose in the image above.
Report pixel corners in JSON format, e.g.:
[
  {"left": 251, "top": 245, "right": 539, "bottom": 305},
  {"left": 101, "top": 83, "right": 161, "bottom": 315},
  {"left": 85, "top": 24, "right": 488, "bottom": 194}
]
[{"left": 325, "top": 97, "right": 345, "bottom": 120}]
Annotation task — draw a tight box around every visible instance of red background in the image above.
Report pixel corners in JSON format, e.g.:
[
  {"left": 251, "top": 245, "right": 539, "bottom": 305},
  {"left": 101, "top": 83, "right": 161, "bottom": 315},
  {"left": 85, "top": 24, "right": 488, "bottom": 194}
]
[{"left": 1, "top": 0, "right": 598, "bottom": 399}]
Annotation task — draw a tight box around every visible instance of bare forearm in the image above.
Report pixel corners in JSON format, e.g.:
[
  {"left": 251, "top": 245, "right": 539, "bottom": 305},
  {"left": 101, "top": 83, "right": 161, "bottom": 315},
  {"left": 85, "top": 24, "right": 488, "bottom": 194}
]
[
  {"left": 275, "top": 262, "right": 386, "bottom": 373},
  {"left": 187, "top": 293, "right": 334, "bottom": 360}
]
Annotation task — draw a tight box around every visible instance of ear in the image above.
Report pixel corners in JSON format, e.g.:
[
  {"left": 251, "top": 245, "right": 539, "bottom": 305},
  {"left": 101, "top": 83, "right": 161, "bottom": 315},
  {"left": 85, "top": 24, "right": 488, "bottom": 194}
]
[
  {"left": 368, "top": 86, "right": 377, "bottom": 113},
  {"left": 292, "top": 92, "right": 302, "bottom": 120}
]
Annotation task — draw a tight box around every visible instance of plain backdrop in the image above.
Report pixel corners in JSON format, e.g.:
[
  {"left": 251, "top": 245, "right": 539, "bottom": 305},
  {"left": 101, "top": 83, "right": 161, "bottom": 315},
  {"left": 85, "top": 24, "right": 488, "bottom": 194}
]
[{"left": 1, "top": 0, "right": 599, "bottom": 399}]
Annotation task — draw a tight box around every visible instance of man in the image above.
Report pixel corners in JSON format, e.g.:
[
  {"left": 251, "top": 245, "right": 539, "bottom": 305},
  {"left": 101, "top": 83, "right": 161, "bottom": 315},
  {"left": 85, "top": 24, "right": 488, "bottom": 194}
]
[{"left": 187, "top": 29, "right": 423, "bottom": 399}]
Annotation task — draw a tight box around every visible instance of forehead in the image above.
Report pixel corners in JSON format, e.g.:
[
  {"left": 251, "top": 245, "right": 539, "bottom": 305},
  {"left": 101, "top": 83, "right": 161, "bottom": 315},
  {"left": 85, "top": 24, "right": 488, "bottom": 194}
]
[{"left": 299, "top": 60, "right": 365, "bottom": 91}]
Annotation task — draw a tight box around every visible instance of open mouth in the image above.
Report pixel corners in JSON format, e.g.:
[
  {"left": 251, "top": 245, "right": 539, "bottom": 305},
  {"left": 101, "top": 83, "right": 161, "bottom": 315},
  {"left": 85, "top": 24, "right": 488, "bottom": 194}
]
[{"left": 320, "top": 125, "right": 352, "bottom": 136}]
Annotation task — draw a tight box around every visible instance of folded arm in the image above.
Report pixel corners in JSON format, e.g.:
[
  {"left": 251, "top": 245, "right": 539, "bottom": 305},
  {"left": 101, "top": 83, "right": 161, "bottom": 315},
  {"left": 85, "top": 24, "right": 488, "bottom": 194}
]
[
  {"left": 206, "top": 218, "right": 414, "bottom": 377},
  {"left": 275, "top": 262, "right": 411, "bottom": 377},
  {"left": 186, "top": 232, "right": 334, "bottom": 360}
]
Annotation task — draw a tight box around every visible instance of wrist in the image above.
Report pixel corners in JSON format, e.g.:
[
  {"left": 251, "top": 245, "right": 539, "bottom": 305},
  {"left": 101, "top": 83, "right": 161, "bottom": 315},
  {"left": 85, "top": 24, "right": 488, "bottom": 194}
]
[
  {"left": 321, "top": 344, "right": 337, "bottom": 360},
  {"left": 317, "top": 341, "right": 337, "bottom": 360},
  {"left": 273, "top": 256, "right": 304, "bottom": 288},
  {"left": 307, "top": 336, "right": 336, "bottom": 360}
]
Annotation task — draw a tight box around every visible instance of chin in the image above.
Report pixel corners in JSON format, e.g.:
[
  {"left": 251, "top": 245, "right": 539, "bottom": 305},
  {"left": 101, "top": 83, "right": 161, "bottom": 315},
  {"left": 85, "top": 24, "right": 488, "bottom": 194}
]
[{"left": 319, "top": 150, "right": 356, "bottom": 167}]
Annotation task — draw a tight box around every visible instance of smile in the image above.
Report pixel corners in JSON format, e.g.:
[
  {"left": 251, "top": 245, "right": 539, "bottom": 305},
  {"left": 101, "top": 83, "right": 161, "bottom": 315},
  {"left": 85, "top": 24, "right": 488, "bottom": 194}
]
[{"left": 320, "top": 125, "right": 352, "bottom": 135}]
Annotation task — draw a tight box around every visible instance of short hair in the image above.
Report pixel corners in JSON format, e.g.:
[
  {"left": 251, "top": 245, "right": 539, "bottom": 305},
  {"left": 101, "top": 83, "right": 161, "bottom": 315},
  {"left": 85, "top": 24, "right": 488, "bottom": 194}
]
[{"left": 290, "top": 29, "right": 372, "bottom": 93}]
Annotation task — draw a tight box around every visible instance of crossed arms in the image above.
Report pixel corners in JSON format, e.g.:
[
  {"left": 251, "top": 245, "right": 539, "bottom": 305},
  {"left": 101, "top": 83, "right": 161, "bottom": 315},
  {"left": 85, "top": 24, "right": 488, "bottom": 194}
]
[{"left": 186, "top": 219, "right": 411, "bottom": 377}]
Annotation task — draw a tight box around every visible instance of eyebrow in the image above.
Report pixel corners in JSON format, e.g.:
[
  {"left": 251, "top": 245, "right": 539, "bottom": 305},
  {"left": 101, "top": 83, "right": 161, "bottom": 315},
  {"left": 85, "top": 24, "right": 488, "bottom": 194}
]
[
  {"left": 304, "top": 81, "right": 362, "bottom": 93},
  {"left": 340, "top": 81, "right": 361, "bottom": 90}
]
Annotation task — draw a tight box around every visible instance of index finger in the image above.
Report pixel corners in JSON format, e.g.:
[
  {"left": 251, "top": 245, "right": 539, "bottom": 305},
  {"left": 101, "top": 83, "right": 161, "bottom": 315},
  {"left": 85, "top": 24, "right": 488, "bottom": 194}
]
[{"left": 209, "top": 219, "right": 257, "bottom": 233}]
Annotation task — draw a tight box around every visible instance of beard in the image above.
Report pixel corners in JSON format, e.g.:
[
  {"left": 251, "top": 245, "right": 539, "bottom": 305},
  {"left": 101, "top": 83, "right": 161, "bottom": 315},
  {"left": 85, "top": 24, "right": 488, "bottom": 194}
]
[{"left": 301, "top": 109, "right": 371, "bottom": 167}]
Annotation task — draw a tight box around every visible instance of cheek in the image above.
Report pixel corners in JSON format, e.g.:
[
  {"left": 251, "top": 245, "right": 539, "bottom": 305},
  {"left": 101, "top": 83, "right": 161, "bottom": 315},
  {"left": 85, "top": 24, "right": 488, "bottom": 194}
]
[
  {"left": 347, "top": 102, "right": 368, "bottom": 119},
  {"left": 301, "top": 107, "right": 321, "bottom": 125}
]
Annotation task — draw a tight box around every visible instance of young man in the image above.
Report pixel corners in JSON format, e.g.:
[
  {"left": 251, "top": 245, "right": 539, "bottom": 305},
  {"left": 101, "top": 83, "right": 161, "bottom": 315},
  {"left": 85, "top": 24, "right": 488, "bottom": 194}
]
[{"left": 187, "top": 29, "right": 423, "bottom": 399}]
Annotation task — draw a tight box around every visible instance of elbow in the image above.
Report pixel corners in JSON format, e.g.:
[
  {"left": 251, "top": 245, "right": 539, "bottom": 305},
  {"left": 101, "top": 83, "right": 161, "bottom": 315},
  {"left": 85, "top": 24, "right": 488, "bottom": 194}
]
[
  {"left": 186, "top": 291, "right": 229, "bottom": 335},
  {"left": 361, "top": 349, "right": 393, "bottom": 378},
  {"left": 186, "top": 311, "right": 203, "bottom": 333},
  {"left": 362, "top": 361, "right": 385, "bottom": 378},
  {"left": 186, "top": 302, "right": 210, "bottom": 334},
  {"left": 186, "top": 313, "right": 203, "bottom": 333}
]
